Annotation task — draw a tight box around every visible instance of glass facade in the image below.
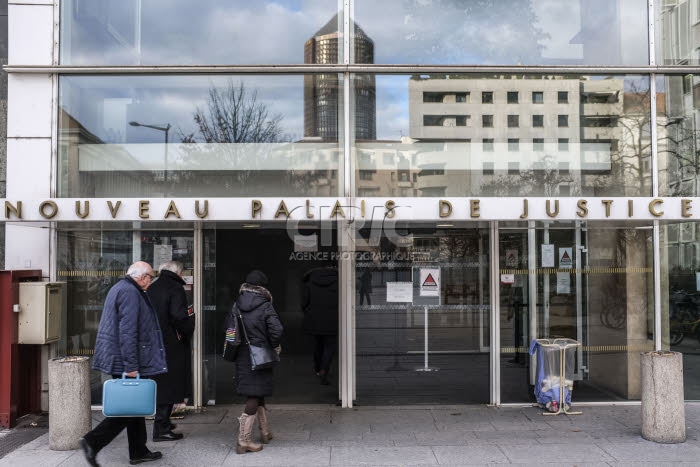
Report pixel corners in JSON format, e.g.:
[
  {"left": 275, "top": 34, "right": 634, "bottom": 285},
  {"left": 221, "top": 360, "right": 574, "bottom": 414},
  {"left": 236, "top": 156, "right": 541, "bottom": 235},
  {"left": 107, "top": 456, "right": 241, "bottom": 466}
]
[
  {"left": 58, "top": 75, "right": 342, "bottom": 197},
  {"left": 9, "top": 0, "right": 700, "bottom": 407}
]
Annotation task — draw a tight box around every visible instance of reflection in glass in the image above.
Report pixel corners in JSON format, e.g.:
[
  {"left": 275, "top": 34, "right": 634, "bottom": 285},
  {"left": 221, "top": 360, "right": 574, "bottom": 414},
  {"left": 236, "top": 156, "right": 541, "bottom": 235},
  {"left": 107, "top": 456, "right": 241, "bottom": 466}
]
[
  {"left": 500, "top": 222, "right": 653, "bottom": 403},
  {"left": 356, "top": 74, "right": 651, "bottom": 197},
  {"left": 60, "top": 1, "right": 341, "bottom": 65},
  {"left": 58, "top": 75, "right": 342, "bottom": 197},
  {"left": 656, "top": 1, "right": 700, "bottom": 65},
  {"left": 356, "top": 0, "right": 648, "bottom": 65},
  {"left": 658, "top": 75, "right": 700, "bottom": 196}
]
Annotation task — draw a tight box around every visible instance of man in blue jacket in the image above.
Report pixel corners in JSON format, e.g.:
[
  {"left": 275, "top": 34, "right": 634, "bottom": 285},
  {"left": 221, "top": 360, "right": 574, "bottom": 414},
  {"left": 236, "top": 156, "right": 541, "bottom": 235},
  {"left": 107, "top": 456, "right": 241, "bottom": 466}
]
[{"left": 80, "top": 261, "right": 168, "bottom": 466}]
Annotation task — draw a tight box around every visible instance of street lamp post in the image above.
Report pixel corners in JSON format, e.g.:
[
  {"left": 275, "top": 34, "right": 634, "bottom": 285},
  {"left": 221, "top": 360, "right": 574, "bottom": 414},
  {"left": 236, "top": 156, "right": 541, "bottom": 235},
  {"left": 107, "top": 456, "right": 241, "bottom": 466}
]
[{"left": 129, "top": 121, "right": 171, "bottom": 194}]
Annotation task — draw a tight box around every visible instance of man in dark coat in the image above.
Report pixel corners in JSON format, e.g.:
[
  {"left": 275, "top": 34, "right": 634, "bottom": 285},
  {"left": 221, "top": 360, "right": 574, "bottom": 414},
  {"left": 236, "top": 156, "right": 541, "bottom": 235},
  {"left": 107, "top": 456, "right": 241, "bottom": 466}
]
[
  {"left": 234, "top": 270, "right": 283, "bottom": 454},
  {"left": 147, "top": 261, "right": 195, "bottom": 442},
  {"left": 302, "top": 265, "right": 338, "bottom": 385},
  {"left": 81, "top": 261, "right": 166, "bottom": 467}
]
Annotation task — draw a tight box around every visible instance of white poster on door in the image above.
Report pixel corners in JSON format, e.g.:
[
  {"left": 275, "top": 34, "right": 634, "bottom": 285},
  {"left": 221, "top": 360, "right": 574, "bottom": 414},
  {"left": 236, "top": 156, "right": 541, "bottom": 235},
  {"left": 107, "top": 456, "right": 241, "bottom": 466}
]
[
  {"left": 556, "top": 272, "right": 571, "bottom": 294},
  {"left": 419, "top": 268, "right": 441, "bottom": 297},
  {"left": 387, "top": 282, "right": 413, "bottom": 303},
  {"left": 541, "top": 244, "right": 554, "bottom": 267},
  {"left": 559, "top": 247, "right": 573, "bottom": 269},
  {"left": 153, "top": 244, "right": 173, "bottom": 270},
  {"left": 505, "top": 249, "right": 518, "bottom": 268}
]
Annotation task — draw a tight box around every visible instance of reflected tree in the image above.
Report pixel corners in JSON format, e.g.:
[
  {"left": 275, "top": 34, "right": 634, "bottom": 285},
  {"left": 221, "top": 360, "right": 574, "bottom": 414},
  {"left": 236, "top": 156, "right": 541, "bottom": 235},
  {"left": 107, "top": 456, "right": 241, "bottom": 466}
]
[
  {"left": 181, "top": 81, "right": 288, "bottom": 144},
  {"left": 178, "top": 80, "right": 293, "bottom": 193}
]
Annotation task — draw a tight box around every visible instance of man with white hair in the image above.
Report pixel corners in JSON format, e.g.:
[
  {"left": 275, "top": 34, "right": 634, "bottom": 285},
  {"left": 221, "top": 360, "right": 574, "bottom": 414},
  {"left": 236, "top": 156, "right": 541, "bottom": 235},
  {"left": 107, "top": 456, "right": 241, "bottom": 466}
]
[{"left": 80, "top": 261, "right": 167, "bottom": 466}]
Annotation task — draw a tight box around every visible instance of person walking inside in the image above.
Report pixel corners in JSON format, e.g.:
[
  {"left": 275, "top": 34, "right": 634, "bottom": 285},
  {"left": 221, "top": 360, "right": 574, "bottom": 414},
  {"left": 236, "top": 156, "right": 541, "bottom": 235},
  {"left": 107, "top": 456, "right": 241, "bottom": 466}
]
[
  {"left": 302, "top": 264, "right": 338, "bottom": 385},
  {"left": 359, "top": 270, "right": 372, "bottom": 305},
  {"left": 80, "top": 261, "right": 166, "bottom": 466},
  {"left": 147, "top": 261, "right": 195, "bottom": 442},
  {"left": 234, "top": 270, "right": 283, "bottom": 454}
]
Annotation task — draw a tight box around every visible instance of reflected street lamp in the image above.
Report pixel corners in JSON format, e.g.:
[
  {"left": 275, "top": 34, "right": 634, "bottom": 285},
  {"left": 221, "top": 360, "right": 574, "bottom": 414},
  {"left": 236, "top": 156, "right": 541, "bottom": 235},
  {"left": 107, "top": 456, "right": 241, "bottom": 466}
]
[{"left": 129, "top": 121, "right": 171, "bottom": 194}]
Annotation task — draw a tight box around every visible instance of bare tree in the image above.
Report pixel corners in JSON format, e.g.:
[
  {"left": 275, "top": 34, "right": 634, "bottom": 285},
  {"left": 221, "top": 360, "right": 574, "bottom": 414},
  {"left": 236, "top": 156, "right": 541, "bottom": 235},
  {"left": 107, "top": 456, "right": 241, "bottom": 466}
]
[
  {"left": 177, "top": 80, "right": 293, "bottom": 192},
  {"left": 182, "top": 81, "right": 288, "bottom": 144}
]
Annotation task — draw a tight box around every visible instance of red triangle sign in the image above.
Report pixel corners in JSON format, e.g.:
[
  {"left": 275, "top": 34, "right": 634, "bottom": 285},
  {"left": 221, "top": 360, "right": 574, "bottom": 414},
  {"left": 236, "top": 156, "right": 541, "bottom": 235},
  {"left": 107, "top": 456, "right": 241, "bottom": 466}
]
[
  {"left": 422, "top": 273, "right": 438, "bottom": 287},
  {"left": 561, "top": 251, "right": 571, "bottom": 261}
]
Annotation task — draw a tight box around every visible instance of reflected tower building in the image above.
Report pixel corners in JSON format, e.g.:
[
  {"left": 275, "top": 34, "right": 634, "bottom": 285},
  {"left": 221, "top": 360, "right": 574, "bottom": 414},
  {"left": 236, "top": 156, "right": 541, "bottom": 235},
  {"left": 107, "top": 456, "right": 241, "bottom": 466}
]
[{"left": 304, "top": 15, "right": 376, "bottom": 141}]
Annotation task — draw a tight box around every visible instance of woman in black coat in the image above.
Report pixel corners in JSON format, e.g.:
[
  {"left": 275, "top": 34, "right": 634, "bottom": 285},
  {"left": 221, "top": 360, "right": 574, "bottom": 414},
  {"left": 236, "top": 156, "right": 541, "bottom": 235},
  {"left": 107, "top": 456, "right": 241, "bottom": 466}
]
[
  {"left": 146, "top": 261, "right": 195, "bottom": 441},
  {"left": 234, "top": 270, "right": 283, "bottom": 454}
]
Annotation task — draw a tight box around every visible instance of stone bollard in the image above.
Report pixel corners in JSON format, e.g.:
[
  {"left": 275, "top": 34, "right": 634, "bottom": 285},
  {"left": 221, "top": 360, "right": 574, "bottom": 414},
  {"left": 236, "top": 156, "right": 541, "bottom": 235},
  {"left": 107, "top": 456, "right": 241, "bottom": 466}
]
[
  {"left": 48, "top": 356, "right": 92, "bottom": 450},
  {"left": 641, "top": 351, "right": 685, "bottom": 443}
]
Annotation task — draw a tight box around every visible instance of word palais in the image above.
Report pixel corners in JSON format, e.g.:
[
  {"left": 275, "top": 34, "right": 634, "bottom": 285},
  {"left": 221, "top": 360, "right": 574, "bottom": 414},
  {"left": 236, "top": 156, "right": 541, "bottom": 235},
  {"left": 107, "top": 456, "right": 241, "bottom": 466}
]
[{"left": 3, "top": 0, "right": 700, "bottom": 410}]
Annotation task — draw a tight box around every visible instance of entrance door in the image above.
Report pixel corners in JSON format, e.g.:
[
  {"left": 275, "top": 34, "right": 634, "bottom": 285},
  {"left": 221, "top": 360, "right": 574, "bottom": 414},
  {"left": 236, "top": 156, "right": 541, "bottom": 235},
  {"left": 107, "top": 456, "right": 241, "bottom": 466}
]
[
  {"left": 499, "top": 222, "right": 654, "bottom": 403},
  {"left": 201, "top": 225, "right": 339, "bottom": 405},
  {"left": 353, "top": 225, "right": 491, "bottom": 404}
]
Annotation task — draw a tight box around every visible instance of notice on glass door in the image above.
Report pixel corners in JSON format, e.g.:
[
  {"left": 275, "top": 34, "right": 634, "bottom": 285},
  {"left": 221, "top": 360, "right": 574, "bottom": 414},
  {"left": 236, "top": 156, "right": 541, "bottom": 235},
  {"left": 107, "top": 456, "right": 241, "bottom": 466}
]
[
  {"left": 154, "top": 244, "right": 173, "bottom": 270},
  {"left": 386, "top": 282, "right": 413, "bottom": 303},
  {"left": 556, "top": 272, "right": 571, "bottom": 294},
  {"left": 559, "top": 247, "right": 573, "bottom": 269},
  {"left": 541, "top": 244, "right": 554, "bottom": 268}
]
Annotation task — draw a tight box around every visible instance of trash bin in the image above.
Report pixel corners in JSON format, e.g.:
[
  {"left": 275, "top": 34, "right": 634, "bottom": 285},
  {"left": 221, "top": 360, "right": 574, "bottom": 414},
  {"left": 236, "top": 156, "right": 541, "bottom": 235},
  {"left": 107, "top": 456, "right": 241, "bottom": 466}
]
[
  {"left": 48, "top": 356, "right": 92, "bottom": 450},
  {"left": 641, "top": 350, "right": 686, "bottom": 443},
  {"left": 528, "top": 338, "right": 581, "bottom": 415}
]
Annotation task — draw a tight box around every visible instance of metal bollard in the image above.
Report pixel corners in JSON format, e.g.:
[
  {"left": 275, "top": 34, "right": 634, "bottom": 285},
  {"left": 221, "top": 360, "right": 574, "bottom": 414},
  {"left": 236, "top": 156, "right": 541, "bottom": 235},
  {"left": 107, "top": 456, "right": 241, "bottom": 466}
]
[
  {"left": 641, "top": 351, "right": 686, "bottom": 443},
  {"left": 48, "top": 356, "right": 92, "bottom": 450}
]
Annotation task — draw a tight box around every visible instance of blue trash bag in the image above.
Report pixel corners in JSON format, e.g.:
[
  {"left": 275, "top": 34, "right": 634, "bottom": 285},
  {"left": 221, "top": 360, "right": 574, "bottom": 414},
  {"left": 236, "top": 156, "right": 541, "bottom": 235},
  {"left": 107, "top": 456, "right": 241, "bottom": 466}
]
[{"left": 529, "top": 339, "right": 572, "bottom": 411}]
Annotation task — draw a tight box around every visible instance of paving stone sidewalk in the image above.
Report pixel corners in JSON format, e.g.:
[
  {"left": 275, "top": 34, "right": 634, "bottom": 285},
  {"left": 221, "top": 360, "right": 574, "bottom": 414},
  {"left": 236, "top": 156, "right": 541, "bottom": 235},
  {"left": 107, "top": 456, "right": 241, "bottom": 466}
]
[{"left": 2, "top": 404, "right": 700, "bottom": 466}]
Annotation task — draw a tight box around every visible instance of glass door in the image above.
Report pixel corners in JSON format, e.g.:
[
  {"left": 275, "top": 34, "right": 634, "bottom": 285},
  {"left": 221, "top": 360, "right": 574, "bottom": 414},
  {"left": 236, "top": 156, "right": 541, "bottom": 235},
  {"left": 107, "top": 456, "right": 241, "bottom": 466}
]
[
  {"left": 354, "top": 224, "right": 491, "bottom": 404},
  {"left": 499, "top": 221, "right": 654, "bottom": 403}
]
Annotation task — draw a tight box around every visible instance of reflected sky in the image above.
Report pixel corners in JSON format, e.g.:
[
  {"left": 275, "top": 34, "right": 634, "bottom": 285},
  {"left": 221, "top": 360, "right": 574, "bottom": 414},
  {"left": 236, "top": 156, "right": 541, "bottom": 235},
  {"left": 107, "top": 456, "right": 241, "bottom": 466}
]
[
  {"left": 61, "top": 0, "right": 648, "bottom": 66},
  {"left": 60, "top": 76, "right": 306, "bottom": 144}
]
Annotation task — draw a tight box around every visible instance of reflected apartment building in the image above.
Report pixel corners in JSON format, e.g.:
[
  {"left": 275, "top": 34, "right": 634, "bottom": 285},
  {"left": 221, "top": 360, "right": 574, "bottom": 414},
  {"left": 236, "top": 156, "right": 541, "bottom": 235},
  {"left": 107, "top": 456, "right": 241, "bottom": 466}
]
[{"left": 407, "top": 76, "right": 631, "bottom": 197}]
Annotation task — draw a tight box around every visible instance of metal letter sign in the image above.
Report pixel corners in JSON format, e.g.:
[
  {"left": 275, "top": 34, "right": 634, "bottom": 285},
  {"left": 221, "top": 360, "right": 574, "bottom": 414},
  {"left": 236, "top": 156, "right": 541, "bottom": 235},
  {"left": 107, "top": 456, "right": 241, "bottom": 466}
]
[{"left": 419, "top": 268, "right": 440, "bottom": 297}]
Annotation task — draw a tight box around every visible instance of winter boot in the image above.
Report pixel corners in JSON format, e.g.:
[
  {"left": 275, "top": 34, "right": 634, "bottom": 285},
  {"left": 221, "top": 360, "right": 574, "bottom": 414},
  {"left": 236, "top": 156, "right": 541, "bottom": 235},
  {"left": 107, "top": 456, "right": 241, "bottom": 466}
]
[
  {"left": 237, "top": 413, "right": 263, "bottom": 454},
  {"left": 257, "top": 406, "right": 273, "bottom": 443}
]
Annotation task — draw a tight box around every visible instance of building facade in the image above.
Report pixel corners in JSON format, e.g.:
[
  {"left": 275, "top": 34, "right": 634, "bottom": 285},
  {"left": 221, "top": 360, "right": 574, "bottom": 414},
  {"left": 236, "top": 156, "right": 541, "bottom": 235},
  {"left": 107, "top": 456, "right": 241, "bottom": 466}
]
[{"left": 3, "top": 0, "right": 700, "bottom": 410}]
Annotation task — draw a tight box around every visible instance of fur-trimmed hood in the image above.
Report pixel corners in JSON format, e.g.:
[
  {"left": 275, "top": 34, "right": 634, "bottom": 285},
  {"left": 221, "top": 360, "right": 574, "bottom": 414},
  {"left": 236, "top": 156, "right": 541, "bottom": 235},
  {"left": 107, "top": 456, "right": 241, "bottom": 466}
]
[{"left": 237, "top": 283, "right": 273, "bottom": 312}]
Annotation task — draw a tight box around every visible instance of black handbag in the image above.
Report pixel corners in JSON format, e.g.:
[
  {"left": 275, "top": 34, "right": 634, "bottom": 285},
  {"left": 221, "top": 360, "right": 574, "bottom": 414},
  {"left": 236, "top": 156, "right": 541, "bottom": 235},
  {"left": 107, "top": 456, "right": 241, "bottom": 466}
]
[
  {"left": 222, "top": 305, "right": 242, "bottom": 362},
  {"left": 238, "top": 311, "right": 280, "bottom": 371}
]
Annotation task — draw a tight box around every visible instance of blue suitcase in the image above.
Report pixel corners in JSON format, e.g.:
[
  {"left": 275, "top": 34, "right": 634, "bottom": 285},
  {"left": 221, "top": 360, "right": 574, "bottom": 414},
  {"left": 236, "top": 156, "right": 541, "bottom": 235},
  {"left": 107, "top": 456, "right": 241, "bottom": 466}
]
[{"left": 102, "top": 373, "right": 157, "bottom": 417}]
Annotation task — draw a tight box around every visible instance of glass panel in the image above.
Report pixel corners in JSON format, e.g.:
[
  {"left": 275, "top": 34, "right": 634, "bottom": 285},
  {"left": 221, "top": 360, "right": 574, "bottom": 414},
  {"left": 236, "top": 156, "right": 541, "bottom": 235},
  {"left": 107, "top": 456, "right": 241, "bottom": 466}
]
[
  {"left": 355, "top": 224, "right": 490, "bottom": 404},
  {"left": 58, "top": 75, "right": 342, "bottom": 197},
  {"left": 661, "top": 221, "right": 700, "bottom": 400},
  {"left": 60, "top": 1, "right": 342, "bottom": 65},
  {"left": 656, "top": 0, "right": 699, "bottom": 65},
  {"left": 57, "top": 224, "right": 195, "bottom": 404},
  {"left": 355, "top": 74, "right": 651, "bottom": 197},
  {"left": 355, "top": 0, "right": 648, "bottom": 65},
  {"left": 657, "top": 74, "right": 700, "bottom": 196},
  {"left": 500, "top": 222, "right": 654, "bottom": 403}
]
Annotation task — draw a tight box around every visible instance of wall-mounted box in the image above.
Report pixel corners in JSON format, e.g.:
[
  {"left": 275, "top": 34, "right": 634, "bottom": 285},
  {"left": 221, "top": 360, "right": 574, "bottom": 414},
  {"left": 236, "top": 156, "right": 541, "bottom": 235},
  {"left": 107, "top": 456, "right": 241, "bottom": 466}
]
[{"left": 18, "top": 282, "right": 64, "bottom": 344}]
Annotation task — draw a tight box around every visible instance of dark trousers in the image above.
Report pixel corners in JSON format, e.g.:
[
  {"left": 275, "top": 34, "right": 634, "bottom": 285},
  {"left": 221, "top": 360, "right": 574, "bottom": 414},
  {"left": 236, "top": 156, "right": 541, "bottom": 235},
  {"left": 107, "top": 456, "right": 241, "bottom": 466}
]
[
  {"left": 83, "top": 416, "right": 147, "bottom": 459},
  {"left": 359, "top": 288, "right": 371, "bottom": 305},
  {"left": 313, "top": 335, "right": 336, "bottom": 374},
  {"left": 153, "top": 403, "right": 174, "bottom": 436}
]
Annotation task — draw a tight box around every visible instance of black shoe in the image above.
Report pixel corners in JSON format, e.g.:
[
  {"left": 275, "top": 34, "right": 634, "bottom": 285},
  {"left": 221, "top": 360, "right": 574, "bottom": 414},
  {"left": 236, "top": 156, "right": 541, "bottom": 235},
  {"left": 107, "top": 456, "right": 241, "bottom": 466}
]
[
  {"left": 129, "top": 450, "right": 163, "bottom": 465},
  {"left": 153, "top": 431, "right": 184, "bottom": 442},
  {"left": 169, "top": 423, "right": 177, "bottom": 431},
  {"left": 80, "top": 438, "right": 100, "bottom": 467}
]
